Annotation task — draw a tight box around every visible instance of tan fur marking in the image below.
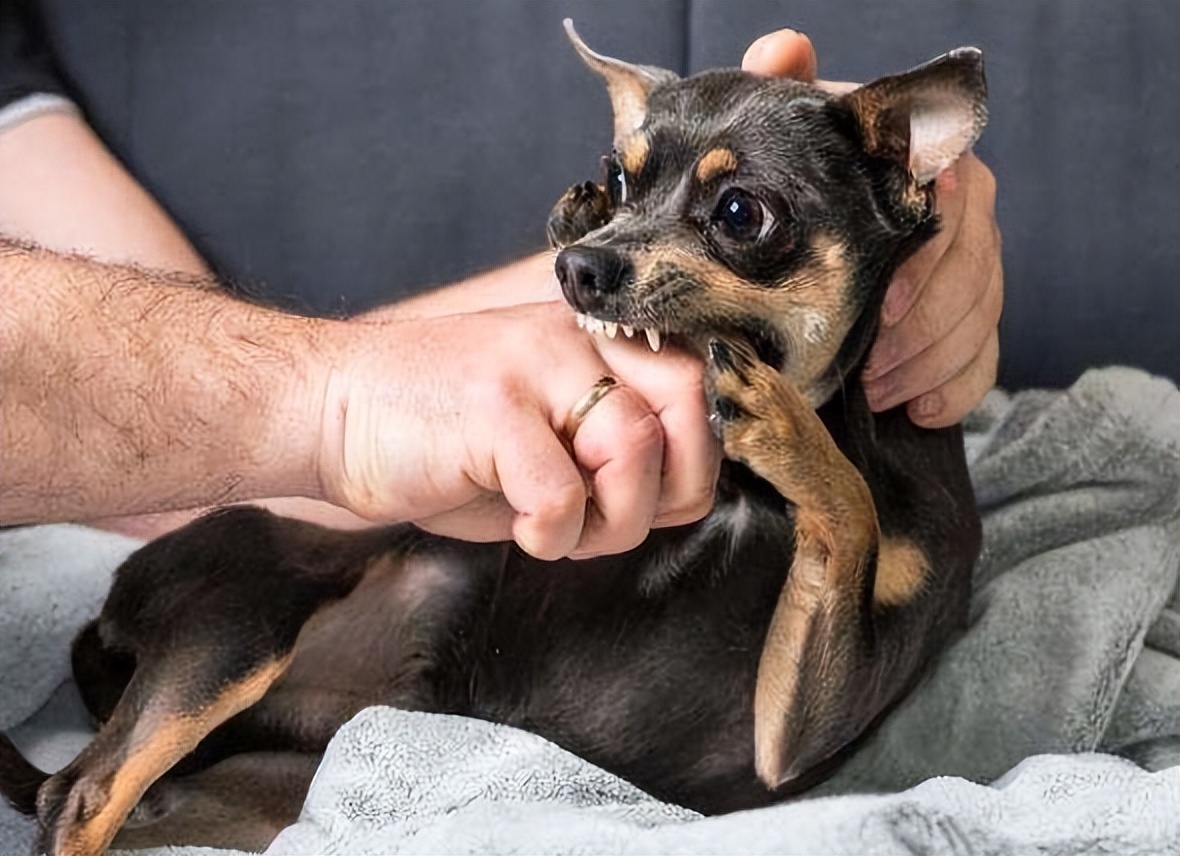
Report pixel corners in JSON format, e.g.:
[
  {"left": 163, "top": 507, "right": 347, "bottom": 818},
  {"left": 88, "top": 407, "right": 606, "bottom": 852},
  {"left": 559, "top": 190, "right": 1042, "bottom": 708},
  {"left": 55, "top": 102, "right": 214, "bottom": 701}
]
[
  {"left": 619, "top": 133, "right": 650, "bottom": 175},
  {"left": 60, "top": 655, "right": 293, "bottom": 856},
  {"left": 695, "top": 147, "right": 738, "bottom": 183},
  {"left": 873, "top": 537, "right": 930, "bottom": 606},
  {"left": 629, "top": 235, "right": 853, "bottom": 404}
]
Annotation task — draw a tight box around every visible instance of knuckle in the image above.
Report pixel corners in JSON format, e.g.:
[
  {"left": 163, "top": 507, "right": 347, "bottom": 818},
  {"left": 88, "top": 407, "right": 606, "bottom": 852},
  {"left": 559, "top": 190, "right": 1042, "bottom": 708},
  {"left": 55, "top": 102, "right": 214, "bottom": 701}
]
[{"left": 538, "top": 477, "right": 587, "bottom": 526}]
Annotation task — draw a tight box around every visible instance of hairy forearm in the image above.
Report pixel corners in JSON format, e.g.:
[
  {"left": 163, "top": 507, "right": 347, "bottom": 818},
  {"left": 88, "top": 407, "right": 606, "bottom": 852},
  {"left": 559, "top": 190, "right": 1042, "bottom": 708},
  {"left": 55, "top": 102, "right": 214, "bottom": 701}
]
[{"left": 0, "top": 239, "right": 329, "bottom": 525}]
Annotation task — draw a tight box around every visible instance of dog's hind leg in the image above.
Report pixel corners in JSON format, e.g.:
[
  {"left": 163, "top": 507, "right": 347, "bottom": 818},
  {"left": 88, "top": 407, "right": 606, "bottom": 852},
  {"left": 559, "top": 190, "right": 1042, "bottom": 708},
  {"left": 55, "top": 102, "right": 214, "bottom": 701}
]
[
  {"left": 705, "top": 338, "right": 973, "bottom": 791},
  {"left": 30, "top": 506, "right": 415, "bottom": 856}
]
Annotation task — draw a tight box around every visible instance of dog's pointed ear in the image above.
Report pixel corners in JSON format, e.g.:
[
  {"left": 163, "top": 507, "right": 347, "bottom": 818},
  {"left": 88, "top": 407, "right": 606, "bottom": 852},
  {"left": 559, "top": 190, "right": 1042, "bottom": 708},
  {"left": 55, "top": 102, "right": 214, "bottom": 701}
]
[
  {"left": 838, "top": 48, "right": 987, "bottom": 185},
  {"left": 564, "top": 19, "right": 679, "bottom": 147}
]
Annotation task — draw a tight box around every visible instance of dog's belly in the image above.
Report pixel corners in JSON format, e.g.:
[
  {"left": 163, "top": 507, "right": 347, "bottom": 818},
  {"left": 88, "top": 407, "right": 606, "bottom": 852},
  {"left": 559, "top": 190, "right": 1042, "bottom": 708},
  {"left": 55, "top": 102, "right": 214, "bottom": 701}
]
[{"left": 231, "top": 538, "right": 506, "bottom": 752}]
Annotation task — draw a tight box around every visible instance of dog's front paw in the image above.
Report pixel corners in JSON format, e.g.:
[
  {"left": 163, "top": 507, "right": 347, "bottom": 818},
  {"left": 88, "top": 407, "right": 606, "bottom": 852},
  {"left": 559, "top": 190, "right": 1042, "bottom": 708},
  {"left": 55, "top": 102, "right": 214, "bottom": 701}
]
[
  {"left": 546, "top": 181, "right": 612, "bottom": 249},
  {"left": 705, "top": 338, "right": 808, "bottom": 471}
]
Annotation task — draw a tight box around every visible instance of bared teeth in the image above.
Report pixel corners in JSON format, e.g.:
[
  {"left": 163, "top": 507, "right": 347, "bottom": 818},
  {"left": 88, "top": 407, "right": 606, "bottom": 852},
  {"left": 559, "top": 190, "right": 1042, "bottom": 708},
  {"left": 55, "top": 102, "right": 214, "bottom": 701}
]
[{"left": 576, "top": 315, "right": 663, "bottom": 353}]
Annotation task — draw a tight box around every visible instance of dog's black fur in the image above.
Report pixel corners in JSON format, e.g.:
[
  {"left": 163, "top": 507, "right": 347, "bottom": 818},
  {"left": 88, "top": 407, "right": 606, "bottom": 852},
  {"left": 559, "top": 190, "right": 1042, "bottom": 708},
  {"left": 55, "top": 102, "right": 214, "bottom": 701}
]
[{"left": 0, "top": 24, "right": 986, "bottom": 855}]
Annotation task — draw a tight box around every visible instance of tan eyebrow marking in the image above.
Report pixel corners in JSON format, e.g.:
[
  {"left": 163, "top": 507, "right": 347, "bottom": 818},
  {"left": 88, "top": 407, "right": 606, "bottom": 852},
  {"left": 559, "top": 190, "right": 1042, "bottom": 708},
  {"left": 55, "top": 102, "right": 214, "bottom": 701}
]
[{"left": 695, "top": 147, "right": 738, "bottom": 183}]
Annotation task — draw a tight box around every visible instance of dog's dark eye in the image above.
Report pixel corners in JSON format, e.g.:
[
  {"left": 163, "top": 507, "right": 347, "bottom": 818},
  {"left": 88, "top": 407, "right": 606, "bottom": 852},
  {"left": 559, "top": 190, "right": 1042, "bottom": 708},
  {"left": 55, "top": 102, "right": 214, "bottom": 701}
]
[
  {"left": 712, "top": 188, "right": 775, "bottom": 243},
  {"left": 605, "top": 152, "right": 628, "bottom": 206}
]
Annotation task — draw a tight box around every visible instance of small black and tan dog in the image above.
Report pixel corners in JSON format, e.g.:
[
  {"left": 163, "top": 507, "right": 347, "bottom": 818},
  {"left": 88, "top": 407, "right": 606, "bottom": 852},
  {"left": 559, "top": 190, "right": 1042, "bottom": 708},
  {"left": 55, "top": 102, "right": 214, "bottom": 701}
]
[{"left": 1, "top": 22, "right": 986, "bottom": 855}]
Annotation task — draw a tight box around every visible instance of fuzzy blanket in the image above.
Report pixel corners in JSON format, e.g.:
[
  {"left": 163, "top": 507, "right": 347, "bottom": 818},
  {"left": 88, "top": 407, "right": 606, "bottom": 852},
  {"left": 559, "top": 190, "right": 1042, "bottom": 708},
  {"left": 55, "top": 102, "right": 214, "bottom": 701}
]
[{"left": 2, "top": 366, "right": 1177, "bottom": 855}]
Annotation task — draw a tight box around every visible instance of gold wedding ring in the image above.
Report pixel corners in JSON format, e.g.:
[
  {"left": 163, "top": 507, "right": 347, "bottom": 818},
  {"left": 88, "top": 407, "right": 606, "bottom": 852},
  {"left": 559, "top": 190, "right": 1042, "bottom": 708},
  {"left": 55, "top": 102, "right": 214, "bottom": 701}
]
[{"left": 562, "top": 375, "right": 619, "bottom": 443}]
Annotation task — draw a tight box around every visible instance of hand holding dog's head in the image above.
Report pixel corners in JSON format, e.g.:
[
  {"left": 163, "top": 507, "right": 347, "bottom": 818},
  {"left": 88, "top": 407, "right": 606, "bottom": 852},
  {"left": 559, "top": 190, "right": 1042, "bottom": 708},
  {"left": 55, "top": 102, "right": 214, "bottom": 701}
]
[{"left": 553, "top": 21, "right": 987, "bottom": 407}]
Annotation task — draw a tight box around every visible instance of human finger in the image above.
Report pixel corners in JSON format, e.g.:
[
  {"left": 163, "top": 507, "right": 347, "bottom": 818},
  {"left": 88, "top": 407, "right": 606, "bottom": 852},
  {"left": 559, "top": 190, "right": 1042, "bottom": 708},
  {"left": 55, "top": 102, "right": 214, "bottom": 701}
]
[
  {"left": 864, "top": 254, "right": 1003, "bottom": 413},
  {"left": 863, "top": 164, "right": 998, "bottom": 392},
  {"left": 594, "top": 336, "right": 720, "bottom": 528},
  {"left": 741, "top": 29, "right": 817, "bottom": 81},
  {"left": 566, "top": 380, "right": 666, "bottom": 558},
  {"left": 877, "top": 163, "right": 970, "bottom": 329},
  {"left": 907, "top": 327, "right": 1000, "bottom": 428},
  {"left": 493, "top": 399, "right": 589, "bottom": 561}
]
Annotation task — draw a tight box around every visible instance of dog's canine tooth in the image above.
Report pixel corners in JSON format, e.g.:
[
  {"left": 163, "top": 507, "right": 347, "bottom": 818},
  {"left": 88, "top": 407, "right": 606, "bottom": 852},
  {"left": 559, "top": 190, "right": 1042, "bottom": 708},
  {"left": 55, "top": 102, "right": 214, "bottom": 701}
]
[
  {"left": 622, "top": 325, "right": 634, "bottom": 338},
  {"left": 605, "top": 321, "right": 618, "bottom": 339},
  {"left": 646, "top": 328, "right": 662, "bottom": 352}
]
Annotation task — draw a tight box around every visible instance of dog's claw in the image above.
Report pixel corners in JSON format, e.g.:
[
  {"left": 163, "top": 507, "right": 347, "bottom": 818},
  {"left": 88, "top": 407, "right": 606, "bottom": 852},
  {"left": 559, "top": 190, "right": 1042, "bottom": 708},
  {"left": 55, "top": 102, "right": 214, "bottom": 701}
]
[{"left": 707, "top": 338, "right": 734, "bottom": 370}]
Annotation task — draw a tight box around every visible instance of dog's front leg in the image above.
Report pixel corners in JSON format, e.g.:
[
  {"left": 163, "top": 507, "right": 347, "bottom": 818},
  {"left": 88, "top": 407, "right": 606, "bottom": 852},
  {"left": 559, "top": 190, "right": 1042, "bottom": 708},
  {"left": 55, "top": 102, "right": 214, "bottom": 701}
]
[
  {"left": 546, "top": 180, "right": 612, "bottom": 249},
  {"left": 706, "top": 338, "right": 936, "bottom": 790}
]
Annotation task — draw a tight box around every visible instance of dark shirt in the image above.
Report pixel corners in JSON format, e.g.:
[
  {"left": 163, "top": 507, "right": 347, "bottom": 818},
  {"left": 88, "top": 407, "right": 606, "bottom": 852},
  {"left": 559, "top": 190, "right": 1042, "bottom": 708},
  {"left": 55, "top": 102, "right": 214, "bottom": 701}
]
[{"left": 0, "top": 0, "right": 68, "bottom": 107}]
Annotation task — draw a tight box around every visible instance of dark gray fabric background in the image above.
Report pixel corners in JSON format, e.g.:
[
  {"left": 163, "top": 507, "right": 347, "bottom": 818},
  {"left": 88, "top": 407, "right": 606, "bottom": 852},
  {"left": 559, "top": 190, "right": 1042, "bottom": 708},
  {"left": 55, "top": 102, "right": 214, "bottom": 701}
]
[{"left": 36, "top": 0, "right": 1180, "bottom": 389}]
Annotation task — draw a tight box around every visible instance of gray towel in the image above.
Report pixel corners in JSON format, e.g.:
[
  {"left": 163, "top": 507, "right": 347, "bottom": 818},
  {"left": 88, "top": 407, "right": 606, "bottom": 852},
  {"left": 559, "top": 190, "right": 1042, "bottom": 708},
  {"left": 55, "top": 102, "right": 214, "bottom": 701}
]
[{"left": 2, "top": 366, "right": 1177, "bottom": 855}]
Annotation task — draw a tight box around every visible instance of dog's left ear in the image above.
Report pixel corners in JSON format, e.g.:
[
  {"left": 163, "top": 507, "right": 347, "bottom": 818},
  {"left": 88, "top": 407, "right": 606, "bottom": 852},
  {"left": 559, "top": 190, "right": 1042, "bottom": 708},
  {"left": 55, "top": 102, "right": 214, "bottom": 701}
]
[
  {"left": 564, "top": 19, "right": 679, "bottom": 148},
  {"left": 839, "top": 48, "right": 987, "bottom": 185}
]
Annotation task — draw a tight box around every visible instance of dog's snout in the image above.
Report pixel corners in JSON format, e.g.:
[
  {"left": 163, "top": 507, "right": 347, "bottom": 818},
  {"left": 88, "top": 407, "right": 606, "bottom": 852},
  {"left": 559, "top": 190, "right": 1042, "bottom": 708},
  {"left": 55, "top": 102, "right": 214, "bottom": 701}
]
[{"left": 555, "top": 246, "right": 632, "bottom": 310}]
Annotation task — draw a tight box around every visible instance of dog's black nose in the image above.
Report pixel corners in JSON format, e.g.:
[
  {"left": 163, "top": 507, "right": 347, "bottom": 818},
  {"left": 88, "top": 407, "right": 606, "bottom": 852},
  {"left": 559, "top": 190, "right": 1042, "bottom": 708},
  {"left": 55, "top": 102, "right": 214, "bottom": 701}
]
[{"left": 555, "top": 246, "right": 632, "bottom": 311}]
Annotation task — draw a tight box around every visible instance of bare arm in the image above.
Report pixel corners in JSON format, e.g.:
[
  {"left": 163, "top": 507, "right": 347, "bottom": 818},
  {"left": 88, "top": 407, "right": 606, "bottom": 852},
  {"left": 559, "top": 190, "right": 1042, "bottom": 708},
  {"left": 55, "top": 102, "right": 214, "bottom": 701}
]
[
  {"left": 0, "top": 239, "right": 328, "bottom": 524},
  {"left": 0, "top": 109, "right": 716, "bottom": 555},
  {"left": 0, "top": 111, "right": 564, "bottom": 537},
  {"left": 0, "top": 112, "right": 571, "bottom": 534}
]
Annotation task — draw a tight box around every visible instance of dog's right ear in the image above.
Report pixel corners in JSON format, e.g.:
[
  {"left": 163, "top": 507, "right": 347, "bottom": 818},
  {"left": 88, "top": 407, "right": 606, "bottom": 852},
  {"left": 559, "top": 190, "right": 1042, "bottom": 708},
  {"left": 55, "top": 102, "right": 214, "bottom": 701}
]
[
  {"left": 838, "top": 48, "right": 988, "bottom": 185},
  {"left": 564, "top": 19, "right": 679, "bottom": 149}
]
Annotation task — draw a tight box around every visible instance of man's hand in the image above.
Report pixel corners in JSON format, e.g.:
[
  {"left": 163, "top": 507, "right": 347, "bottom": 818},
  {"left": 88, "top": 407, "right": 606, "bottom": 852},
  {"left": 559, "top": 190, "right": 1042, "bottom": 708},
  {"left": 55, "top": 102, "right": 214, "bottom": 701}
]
[
  {"left": 742, "top": 29, "right": 1003, "bottom": 427},
  {"left": 315, "top": 301, "right": 718, "bottom": 560}
]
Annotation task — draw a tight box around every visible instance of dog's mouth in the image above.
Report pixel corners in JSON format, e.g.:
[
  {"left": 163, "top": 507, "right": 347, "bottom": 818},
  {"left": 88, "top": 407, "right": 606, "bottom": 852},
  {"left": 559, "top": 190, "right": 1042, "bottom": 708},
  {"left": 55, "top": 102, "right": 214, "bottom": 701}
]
[
  {"left": 573, "top": 311, "right": 667, "bottom": 352},
  {"left": 572, "top": 310, "right": 787, "bottom": 371}
]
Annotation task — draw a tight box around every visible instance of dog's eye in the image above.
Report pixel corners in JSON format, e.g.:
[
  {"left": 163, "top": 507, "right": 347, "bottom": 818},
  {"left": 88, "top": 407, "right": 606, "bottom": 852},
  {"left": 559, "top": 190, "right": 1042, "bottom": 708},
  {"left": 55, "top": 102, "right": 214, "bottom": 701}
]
[
  {"left": 713, "top": 189, "right": 775, "bottom": 243},
  {"left": 605, "top": 152, "right": 628, "bottom": 206}
]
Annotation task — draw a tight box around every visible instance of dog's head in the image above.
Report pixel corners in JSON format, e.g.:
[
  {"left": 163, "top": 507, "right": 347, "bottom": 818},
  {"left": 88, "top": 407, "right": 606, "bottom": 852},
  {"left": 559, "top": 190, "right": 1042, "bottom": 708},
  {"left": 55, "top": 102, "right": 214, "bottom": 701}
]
[{"left": 552, "top": 21, "right": 987, "bottom": 406}]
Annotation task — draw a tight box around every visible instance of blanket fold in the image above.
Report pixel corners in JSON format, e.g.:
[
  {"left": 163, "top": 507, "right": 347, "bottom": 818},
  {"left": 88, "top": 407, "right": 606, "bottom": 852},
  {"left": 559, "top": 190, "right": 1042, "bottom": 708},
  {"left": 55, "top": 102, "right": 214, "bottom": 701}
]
[{"left": 1, "top": 366, "right": 1176, "bottom": 855}]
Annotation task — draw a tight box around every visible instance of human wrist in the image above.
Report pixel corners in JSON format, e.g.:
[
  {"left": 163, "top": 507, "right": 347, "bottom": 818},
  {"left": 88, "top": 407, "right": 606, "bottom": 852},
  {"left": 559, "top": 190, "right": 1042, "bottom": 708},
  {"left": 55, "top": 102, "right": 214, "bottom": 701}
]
[
  {"left": 242, "top": 308, "right": 343, "bottom": 509},
  {"left": 302, "top": 314, "right": 414, "bottom": 521}
]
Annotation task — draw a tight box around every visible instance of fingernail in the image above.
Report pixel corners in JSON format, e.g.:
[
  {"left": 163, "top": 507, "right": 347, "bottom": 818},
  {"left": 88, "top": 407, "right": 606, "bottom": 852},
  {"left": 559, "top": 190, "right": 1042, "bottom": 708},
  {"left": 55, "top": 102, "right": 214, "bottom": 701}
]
[
  {"left": 742, "top": 28, "right": 810, "bottom": 75},
  {"left": 912, "top": 392, "right": 943, "bottom": 420},
  {"left": 742, "top": 35, "right": 772, "bottom": 69},
  {"left": 862, "top": 380, "right": 886, "bottom": 411}
]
